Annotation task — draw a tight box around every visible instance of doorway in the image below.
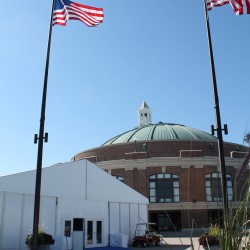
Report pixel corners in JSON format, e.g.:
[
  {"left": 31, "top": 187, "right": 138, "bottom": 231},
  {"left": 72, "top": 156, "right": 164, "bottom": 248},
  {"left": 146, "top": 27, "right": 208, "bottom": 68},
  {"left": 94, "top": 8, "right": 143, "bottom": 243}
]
[
  {"left": 86, "top": 220, "right": 104, "bottom": 247},
  {"left": 72, "top": 218, "right": 85, "bottom": 250},
  {"left": 150, "top": 211, "right": 181, "bottom": 232},
  {"left": 208, "top": 209, "right": 223, "bottom": 226}
]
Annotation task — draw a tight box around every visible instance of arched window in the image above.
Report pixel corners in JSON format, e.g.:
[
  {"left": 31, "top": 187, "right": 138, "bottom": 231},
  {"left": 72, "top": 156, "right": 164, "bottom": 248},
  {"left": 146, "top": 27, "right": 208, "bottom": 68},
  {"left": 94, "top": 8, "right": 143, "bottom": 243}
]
[
  {"left": 149, "top": 173, "right": 180, "bottom": 203},
  {"left": 205, "top": 172, "right": 233, "bottom": 202},
  {"left": 113, "top": 175, "right": 124, "bottom": 182}
]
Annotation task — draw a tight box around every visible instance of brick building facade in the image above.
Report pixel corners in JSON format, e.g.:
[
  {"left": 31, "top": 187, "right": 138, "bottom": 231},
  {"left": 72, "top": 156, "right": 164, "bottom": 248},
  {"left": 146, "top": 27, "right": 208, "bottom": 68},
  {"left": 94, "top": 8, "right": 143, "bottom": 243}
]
[{"left": 71, "top": 102, "right": 249, "bottom": 232}]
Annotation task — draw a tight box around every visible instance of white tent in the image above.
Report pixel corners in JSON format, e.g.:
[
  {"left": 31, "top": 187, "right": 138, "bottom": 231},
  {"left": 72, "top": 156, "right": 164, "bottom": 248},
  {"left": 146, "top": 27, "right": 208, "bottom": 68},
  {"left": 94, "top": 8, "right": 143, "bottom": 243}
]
[{"left": 0, "top": 160, "right": 148, "bottom": 250}]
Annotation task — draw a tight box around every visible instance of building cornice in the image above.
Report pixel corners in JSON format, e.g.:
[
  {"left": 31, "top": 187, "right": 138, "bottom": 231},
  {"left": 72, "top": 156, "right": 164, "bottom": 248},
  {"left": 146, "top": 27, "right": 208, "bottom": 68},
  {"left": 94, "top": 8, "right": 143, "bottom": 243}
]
[
  {"left": 95, "top": 156, "right": 244, "bottom": 170},
  {"left": 148, "top": 201, "right": 242, "bottom": 210}
]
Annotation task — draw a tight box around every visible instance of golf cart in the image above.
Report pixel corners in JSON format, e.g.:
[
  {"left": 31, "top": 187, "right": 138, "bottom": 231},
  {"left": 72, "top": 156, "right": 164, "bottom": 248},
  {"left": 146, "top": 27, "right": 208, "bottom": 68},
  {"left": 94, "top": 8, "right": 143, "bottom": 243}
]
[{"left": 132, "top": 223, "right": 162, "bottom": 247}]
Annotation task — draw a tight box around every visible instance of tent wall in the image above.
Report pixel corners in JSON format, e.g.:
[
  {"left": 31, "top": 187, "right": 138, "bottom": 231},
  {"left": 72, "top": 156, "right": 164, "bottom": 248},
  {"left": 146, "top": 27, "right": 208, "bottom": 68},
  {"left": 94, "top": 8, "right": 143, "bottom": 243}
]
[
  {"left": 109, "top": 202, "right": 148, "bottom": 242},
  {"left": 0, "top": 192, "right": 57, "bottom": 250},
  {"left": 0, "top": 160, "right": 148, "bottom": 249},
  {"left": 0, "top": 191, "right": 148, "bottom": 250}
]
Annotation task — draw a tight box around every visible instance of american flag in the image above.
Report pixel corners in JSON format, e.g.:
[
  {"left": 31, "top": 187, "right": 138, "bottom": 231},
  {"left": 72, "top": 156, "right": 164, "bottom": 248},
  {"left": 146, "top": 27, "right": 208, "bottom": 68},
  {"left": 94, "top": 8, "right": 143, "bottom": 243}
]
[
  {"left": 207, "top": 0, "right": 250, "bottom": 13},
  {"left": 206, "top": 0, "right": 230, "bottom": 10},
  {"left": 230, "top": 0, "right": 250, "bottom": 14},
  {"left": 53, "top": 0, "right": 104, "bottom": 27}
]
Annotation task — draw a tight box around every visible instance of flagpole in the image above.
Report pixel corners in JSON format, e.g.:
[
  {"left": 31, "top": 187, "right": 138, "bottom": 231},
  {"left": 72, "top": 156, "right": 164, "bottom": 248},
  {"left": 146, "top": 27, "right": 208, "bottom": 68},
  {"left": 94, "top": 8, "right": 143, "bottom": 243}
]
[
  {"left": 203, "top": 0, "right": 230, "bottom": 228},
  {"left": 32, "top": 0, "right": 55, "bottom": 249}
]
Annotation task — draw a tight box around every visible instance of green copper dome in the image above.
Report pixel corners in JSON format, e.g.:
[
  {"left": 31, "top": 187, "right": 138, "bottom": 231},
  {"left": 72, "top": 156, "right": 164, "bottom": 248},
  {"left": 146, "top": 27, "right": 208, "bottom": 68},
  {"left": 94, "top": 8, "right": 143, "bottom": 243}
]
[{"left": 102, "top": 122, "right": 217, "bottom": 145}]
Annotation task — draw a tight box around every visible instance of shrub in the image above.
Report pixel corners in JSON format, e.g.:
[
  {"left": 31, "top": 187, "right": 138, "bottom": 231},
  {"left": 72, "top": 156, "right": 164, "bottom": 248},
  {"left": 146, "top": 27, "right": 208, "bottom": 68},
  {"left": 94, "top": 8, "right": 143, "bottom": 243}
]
[
  {"left": 198, "top": 233, "right": 219, "bottom": 247},
  {"left": 25, "top": 225, "right": 55, "bottom": 247}
]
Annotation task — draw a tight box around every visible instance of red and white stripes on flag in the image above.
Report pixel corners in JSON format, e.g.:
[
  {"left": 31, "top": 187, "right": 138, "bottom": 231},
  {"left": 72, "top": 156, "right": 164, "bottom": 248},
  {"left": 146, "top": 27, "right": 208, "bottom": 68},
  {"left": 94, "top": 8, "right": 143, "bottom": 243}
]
[
  {"left": 53, "top": 0, "right": 104, "bottom": 27},
  {"left": 207, "top": 0, "right": 250, "bottom": 14},
  {"left": 230, "top": 0, "right": 250, "bottom": 14},
  {"left": 206, "top": 0, "right": 230, "bottom": 10}
]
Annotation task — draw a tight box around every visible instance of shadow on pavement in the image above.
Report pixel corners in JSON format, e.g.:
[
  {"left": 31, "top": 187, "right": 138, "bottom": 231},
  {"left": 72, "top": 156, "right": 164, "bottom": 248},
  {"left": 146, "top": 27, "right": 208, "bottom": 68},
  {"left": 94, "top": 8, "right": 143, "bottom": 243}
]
[{"left": 93, "top": 245, "right": 195, "bottom": 250}]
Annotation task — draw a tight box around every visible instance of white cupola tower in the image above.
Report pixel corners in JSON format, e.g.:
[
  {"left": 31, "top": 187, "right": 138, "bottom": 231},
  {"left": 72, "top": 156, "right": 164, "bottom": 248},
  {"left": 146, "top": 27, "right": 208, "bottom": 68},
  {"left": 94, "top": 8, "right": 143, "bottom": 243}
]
[{"left": 138, "top": 101, "right": 152, "bottom": 127}]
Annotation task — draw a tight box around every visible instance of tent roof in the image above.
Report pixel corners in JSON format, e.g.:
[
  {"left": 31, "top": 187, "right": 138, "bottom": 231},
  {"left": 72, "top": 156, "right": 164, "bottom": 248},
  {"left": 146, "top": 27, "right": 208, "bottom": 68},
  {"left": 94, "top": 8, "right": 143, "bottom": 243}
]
[{"left": 0, "top": 160, "right": 148, "bottom": 204}]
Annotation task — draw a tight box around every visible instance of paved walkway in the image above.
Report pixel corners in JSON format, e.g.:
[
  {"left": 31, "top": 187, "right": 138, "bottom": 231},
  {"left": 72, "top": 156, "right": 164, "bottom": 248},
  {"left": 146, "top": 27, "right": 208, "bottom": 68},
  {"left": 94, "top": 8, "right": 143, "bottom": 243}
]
[
  {"left": 94, "top": 237, "right": 205, "bottom": 250},
  {"left": 159, "top": 237, "right": 202, "bottom": 249},
  {"left": 127, "top": 237, "right": 205, "bottom": 250}
]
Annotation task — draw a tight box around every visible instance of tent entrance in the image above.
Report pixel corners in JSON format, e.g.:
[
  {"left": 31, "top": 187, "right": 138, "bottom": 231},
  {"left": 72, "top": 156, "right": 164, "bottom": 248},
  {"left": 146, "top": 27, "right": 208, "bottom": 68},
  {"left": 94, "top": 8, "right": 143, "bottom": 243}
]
[
  {"left": 86, "top": 220, "right": 104, "bottom": 248},
  {"left": 72, "top": 218, "right": 85, "bottom": 250}
]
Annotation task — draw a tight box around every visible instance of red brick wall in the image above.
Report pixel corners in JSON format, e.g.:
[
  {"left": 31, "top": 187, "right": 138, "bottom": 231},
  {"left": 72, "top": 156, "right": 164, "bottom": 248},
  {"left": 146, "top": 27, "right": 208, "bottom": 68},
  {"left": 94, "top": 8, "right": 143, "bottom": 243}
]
[{"left": 72, "top": 140, "right": 248, "bottom": 162}]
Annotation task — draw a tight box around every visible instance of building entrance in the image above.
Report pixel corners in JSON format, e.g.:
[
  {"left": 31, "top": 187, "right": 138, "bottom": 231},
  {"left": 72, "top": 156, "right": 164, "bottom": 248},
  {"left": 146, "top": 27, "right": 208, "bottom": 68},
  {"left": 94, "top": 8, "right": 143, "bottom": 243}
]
[
  {"left": 86, "top": 220, "right": 104, "bottom": 248},
  {"left": 208, "top": 209, "right": 223, "bottom": 226},
  {"left": 63, "top": 218, "right": 104, "bottom": 249},
  {"left": 149, "top": 211, "right": 181, "bottom": 232}
]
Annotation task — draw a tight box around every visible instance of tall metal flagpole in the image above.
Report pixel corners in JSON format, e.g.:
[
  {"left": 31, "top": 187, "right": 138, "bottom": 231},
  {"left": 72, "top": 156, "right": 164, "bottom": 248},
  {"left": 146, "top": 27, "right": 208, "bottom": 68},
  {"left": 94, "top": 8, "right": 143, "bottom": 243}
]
[
  {"left": 203, "top": 0, "right": 229, "bottom": 228},
  {"left": 32, "top": 0, "right": 55, "bottom": 249}
]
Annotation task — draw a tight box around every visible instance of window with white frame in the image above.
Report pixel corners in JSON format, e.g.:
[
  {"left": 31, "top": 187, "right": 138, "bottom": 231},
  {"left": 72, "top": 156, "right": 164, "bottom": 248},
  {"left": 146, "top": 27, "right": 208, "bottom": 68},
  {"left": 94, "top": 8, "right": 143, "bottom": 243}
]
[
  {"left": 149, "top": 173, "right": 180, "bottom": 203},
  {"left": 205, "top": 172, "right": 233, "bottom": 202}
]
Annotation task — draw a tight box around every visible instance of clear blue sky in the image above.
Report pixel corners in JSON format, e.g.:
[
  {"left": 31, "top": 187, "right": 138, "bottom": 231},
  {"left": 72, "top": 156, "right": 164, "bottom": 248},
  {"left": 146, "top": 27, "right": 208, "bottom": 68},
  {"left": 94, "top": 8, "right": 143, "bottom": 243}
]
[{"left": 0, "top": 0, "right": 249, "bottom": 176}]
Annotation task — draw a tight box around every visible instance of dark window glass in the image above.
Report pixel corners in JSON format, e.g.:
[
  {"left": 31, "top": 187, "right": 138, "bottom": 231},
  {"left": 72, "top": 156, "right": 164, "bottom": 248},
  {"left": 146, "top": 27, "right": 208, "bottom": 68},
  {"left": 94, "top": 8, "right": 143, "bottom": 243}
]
[
  {"left": 205, "top": 173, "right": 233, "bottom": 202},
  {"left": 149, "top": 174, "right": 179, "bottom": 203}
]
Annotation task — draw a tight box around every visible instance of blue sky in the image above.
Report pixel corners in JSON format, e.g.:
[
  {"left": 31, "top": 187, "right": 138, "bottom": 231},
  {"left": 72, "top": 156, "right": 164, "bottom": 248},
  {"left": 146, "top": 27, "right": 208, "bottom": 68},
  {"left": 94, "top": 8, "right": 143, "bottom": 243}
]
[{"left": 0, "top": 0, "right": 249, "bottom": 176}]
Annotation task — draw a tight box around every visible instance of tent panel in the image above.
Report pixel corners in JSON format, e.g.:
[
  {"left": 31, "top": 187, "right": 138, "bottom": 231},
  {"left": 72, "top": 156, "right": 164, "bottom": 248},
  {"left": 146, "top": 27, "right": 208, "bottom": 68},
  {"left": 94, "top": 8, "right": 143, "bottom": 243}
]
[
  {"left": 57, "top": 198, "right": 86, "bottom": 219},
  {"left": 41, "top": 162, "right": 87, "bottom": 198},
  {"left": 129, "top": 203, "right": 147, "bottom": 241},
  {"left": 139, "top": 204, "right": 148, "bottom": 223},
  {"left": 120, "top": 203, "right": 130, "bottom": 236},
  {"left": 85, "top": 200, "right": 108, "bottom": 219},
  {"left": 0, "top": 171, "right": 35, "bottom": 194},
  {"left": 40, "top": 196, "right": 57, "bottom": 235},
  {"left": 0, "top": 160, "right": 148, "bottom": 206},
  {"left": 0, "top": 192, "right": 4, "bottom": 247},
  {"left": 2, "top": 193, "right": 22, "bottom": 249},
  {"left": 84, "top": 161, "right": 148, "bottom": 204},
  {"left": 109, "top": 203, "right": 120, "bottom": 234},
  {"left": 21, "top": 194, "right": 34, "bottom": 249}
]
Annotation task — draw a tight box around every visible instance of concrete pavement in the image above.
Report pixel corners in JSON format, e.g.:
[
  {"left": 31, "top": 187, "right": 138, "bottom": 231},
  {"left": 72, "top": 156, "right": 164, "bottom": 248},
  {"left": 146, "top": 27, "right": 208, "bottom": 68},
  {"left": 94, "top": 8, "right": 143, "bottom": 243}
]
[
  {"left": 130, "top": 237, "right": 204, "bottom": 250},
  {"left": 161, "top": 237, "right": 202, "bottom": 249}
]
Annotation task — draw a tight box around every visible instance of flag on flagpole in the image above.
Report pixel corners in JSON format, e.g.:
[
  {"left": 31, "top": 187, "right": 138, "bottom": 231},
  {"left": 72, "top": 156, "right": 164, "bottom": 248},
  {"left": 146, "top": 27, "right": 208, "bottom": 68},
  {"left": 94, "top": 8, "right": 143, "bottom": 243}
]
[
  {"left": 206, "top": 0, "right": 230, "bottom": 10},
  {"left": 229, "top": 0, "right": 244, "bottom": 13},
  {"left": 230, "top": 0, "right": 250, "bottom": 14},
  {"left": 206, "top": 0, "right": 250, "bottom": 14},
  {"left": 53, "top": 0, "right": 104, "bottom": 27}
]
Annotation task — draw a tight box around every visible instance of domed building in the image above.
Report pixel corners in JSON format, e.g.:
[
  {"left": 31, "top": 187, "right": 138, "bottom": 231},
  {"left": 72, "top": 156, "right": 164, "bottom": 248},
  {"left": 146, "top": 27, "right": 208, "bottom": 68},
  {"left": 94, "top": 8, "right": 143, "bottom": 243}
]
[{"left": 72, "top": 102, "right": 249, "bottom": 233}]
